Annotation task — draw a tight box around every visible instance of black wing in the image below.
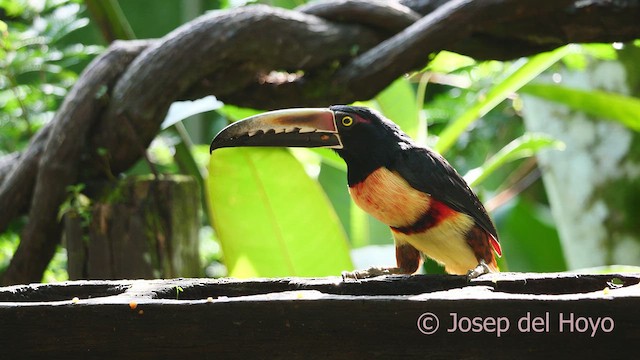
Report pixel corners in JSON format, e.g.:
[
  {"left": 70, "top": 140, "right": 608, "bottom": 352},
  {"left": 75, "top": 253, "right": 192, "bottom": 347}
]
[{"left": 390, "top": 146, "right": 499, "bottom": 240}]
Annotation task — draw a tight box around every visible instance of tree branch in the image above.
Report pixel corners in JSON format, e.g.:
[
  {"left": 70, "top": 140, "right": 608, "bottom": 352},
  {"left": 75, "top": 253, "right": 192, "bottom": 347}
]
[
  {"left": 336, "top": 0, "right": 580, "bottom": 98},
  {"left": 0, "top": 40, "right": 148, "bottom": 285},
  {"left": 298, "top": 0, "right": 421, "bottom": 33},
  {"left": 89, "top": 5, "right": 384, "bottom": 175},
  {"left": 0, "top": 152, "right": 20, "bottom": 183},
  {"left": 0, "top": 126, "right": 51, "bottom": 233}
]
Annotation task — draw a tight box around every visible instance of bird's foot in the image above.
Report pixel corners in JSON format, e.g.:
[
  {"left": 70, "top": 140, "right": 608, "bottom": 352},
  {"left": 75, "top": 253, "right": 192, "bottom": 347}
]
[
  {"left": 466, "top": 260, "right": 491, "bottom": 280},
  {"left": 342, "top": 267, "right": 407, "bottom": 282}
]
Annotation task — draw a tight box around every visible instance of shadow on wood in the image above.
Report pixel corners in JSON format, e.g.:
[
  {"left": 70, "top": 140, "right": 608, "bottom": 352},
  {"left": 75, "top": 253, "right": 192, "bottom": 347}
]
[{"left": 0, "top": 272, "right": 638, "bottom": 359}]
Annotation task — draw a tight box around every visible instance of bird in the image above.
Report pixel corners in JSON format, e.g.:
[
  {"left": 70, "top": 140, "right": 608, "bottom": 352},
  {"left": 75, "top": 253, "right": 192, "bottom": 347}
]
[{"left": 210, "top": 105, "right": 501, "bottom": 279}]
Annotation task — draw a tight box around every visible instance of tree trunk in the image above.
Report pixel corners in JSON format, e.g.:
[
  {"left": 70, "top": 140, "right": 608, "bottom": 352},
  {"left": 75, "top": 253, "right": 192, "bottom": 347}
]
[
  {"left": 521, "top": 51, "right": 640, "bottom": 269},
  {"left": 65, "top": 175, "right": 201, "bottom": 279}
]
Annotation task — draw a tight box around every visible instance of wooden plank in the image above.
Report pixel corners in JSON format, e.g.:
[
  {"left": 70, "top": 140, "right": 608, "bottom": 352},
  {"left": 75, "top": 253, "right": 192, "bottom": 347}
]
[{"left": 0, "top": 273, "right": 638, "bottom": 359}]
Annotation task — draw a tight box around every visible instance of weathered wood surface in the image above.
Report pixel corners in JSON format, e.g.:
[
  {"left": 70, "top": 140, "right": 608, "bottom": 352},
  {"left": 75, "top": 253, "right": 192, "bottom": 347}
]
[
  {"left": 0, "top": 273, "right": 638, "bottom": 359},
  {"left": 65, "top": 175, "right": 201, "bottom": 280}
]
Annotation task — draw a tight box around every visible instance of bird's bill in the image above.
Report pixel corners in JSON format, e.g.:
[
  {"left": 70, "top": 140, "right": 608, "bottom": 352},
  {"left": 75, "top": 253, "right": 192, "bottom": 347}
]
[{"left": 209, "top": 108, "right": 343, "bottom": 153}]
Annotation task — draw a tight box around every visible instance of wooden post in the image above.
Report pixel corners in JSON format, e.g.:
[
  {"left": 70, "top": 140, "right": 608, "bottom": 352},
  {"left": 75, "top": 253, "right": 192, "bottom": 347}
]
[
  {"left": 64, "top": 175, "right": 201, "bottom": 279},
  {"left": 0, "top": 273, "right": 638, "bottom": 359}
]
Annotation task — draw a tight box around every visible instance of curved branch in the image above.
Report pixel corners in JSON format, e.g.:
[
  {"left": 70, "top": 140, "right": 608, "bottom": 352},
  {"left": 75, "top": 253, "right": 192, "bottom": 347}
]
[
  {"left": 446, "top": 0, "right": 640, "bottom": 59},
  {"left": 0, "top": 152, "right": 20, "bottom": 181},
  {"left": 0, "top": 126, "right": 51, "bottom": 233},
  {"left": 90, "top": 5, "right": 384, "bottom": 175},
  {"left": 1, "top": 40, "right": 148, "bottom": 285},
  {"left": 336, "top": 0, "right": 579, "bottom": 98},
  {"left": 213, "top": 0, "right": 640, "bottom": 109},
  {"left": 298, "top": 0, "right": 421, "bottom": 33}
]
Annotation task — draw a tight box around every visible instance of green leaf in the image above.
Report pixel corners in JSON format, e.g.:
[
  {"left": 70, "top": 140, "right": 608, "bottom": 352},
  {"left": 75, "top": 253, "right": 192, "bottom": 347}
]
[
  {"left": 207, "top": 148, "right": 353, "bottom": 277},
  {"left": 348, "top": 200, "right": 392, "bottom": 248},
  {"left": 161, "top": 96, "right": 223, "bottom": 130},
  {"left": 520, "top": 83, "right": 640, "bottom": 131},
  {"left": 217, "top": 104, "right": 262, "bottom": 122},
  {"left": 493, "top": 198, "right": 566, "bottom": 272},
  {"left": 85, "top": 0, "right": 136, "bottom": 41},
  {"left": 465, "top": 133, "right": 565, "bottom": 187},
  {"left": 349, "top": 202, "right": 369, "bottom": 249},
  {"left": 435, "top": 45, "right": 573, "bottom": 154},
  {"left": 317, "top": 162, "right": 351, "bottom": 237},
  {"left": 426, "top": 51, "right": 476, "bottom": 74},
  {"left": 169, "top": 122, "right": 210, "bottom": 221},
  {"left": 312, "top": 148, "right": 347, "bottom": 172},
  {"left": 372, "top": 77, "right": 419, "bottom": 139}
]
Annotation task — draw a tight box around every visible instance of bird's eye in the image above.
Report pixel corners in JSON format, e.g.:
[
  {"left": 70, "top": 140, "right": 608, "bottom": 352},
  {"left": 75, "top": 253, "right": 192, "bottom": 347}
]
[{"left": 341, "top": 116, "right": 354, "bottom": 127}]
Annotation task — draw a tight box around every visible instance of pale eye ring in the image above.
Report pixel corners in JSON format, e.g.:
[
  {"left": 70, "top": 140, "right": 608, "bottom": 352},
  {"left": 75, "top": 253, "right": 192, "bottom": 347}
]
[{"left": 341, "top": 116, "right": 354, "bottom": 127}]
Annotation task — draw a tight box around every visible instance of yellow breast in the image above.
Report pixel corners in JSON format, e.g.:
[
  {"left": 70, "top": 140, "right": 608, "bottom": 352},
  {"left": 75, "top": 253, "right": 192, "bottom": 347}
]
[{"left": 392, "top": 214, "right": 477, "bottom": 274}]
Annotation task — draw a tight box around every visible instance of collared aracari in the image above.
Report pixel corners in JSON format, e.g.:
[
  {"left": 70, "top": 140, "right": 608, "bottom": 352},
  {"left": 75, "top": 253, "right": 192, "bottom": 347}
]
[{"left": 210, "top": 105, "right": 501, "bottom": 278}]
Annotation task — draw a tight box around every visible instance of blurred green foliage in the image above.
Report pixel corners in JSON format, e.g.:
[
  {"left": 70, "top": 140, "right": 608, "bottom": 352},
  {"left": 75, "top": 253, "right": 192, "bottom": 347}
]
[
  {"left": 0, "top": 0, "right": 102, "bottom": 154},
  {"left": 1, "top": 0, "right": 639, "bottom": 281},
  {"left": 0, "top": 0, "right": 102, "bottom": 280}
]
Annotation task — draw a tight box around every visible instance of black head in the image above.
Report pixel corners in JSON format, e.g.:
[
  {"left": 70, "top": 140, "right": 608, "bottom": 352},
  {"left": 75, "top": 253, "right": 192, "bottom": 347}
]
[{"left": 328, "top": 105, "right": 414, "bottom": 183}]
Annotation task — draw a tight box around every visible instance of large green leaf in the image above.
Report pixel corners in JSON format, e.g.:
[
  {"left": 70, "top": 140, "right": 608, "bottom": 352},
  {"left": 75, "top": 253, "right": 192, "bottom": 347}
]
[
  {"left": 312, "top": 148, "right": 347, "bottom": 172},
  {"left": 207, "top": 148, "right": 353, "bottom": 277},
  {"left": 494, "top": 198, "right": 566, "bottom": 272},
  {"left": 520, "top": 83, "right": 640, "bottom": 131},
  {"left": 435, "top": 45, "right": 572, "bottom": 154},
  {"left": 317, "top": 162, "right": 351, "bottom": 236}
]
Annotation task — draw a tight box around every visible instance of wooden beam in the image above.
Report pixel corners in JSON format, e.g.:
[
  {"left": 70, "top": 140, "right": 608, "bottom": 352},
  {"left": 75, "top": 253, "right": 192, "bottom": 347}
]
[{"left": 0, "top": 273, "right": 638, "bottom": 359}]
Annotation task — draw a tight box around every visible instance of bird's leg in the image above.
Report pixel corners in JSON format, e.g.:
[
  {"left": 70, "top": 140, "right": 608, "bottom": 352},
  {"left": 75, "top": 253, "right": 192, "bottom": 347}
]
[
  {"left": 466, "top": 259, "right": 492, "bottom": 280},
  {"left": 342, "top": 242, "right": 421, "bottom": 281}
]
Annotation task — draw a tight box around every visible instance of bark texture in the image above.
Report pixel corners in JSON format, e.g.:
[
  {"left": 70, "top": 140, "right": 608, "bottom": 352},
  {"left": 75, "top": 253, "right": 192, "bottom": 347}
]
[{"left": 65, "top": 176, "right": 201, "bottom": 280}]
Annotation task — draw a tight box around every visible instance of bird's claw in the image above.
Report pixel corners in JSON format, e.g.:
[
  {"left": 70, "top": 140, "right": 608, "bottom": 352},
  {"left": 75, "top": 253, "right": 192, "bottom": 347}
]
[{"left": 466, "top": 260, "right": 491, "bottom": 280}]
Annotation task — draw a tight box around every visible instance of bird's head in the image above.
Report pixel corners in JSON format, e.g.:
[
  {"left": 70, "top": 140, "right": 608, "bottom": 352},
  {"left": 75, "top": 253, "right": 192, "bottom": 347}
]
[{"left": 210, "top": 105, "right": 413, "bottom": 179}]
